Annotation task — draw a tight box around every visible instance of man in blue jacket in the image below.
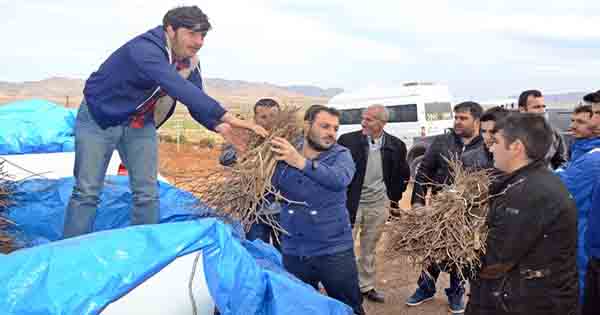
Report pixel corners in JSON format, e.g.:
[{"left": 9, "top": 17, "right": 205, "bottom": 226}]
[
  {"left": 582, "top": 90, "right": 600, "bottom": 315},
  {"left": 270, "top": 105, "right": 364, "bottom": 315},
  {"left": 556, "top": 105, "right": 600, "bottom": 297},
  {"left": 63, "top": 6, "right": 267, "bottom": 238}
]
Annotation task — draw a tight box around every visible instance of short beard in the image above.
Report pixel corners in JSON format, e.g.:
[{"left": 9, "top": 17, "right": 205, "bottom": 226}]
[
  {"left": 306, "top": 127, "right": 332, "bottom": 152},
  {"left": 307, "top": 135, "right": 330, "bottom": 152},
  {"left": 458, "top": 128, "right": 474, "bottom": 138}
]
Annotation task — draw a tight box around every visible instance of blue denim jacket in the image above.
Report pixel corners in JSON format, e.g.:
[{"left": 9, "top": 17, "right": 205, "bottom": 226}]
[{"left": 272, "top": 143, "right": 356, "bottom": 257}]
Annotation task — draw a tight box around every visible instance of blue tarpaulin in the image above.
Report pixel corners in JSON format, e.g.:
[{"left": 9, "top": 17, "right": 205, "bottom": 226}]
[
  {"left": 0, "top": 177, "right": 352, "bottom": 315},
  {"left": 0, "top": 99, "right": 77, "bottom": 155}
]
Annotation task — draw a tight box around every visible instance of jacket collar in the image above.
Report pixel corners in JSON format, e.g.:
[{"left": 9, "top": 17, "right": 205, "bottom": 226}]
[
  {"left": 570, "top": 137, "right": 600, "bottom": 161},
  {"left": 360, "top": 131, "right": 396, "bottom": 151},
  {"left": 140, "top": 26, "right": 169, "bottom": 59},
  {"left": 447, "top": 128, "right": 484, "bottom": 149},
  {"left": 142, "top": 26, "right": 196, "bottom": 65},
  {"left": 317, "top": 143, "right": 347, "bottom": 161},
  {"left": 490, "top": 159, "right": 545, "bottom": 194},
  {"left": 300, "top": 138, "right": 345, "bottom": 161}
]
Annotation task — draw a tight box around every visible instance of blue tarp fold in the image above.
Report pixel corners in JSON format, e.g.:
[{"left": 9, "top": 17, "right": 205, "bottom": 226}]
[
  {"left": 0, "top": 177, "right": 351, "bottom": 315},
  {"left": 0, "top": 99, "right": 76, "bottom": 155}
]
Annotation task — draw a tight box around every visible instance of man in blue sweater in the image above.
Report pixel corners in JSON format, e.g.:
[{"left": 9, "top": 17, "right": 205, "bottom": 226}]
[
  {"left": 556, "top": 105, "right": 600, "bottom": 298},
  {"left": 63, "top": 6, "right": 267, "bottom": 238},
  {"left": 270, "top": 105, "right": 364, "bottom": 315},
  {"left": 582, "top": 90, "right": 600, "bottom": 315}
]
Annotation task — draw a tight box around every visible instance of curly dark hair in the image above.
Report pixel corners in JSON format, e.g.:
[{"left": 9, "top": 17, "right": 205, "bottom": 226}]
[{"left": 163, "top": 6, "right": 211, "bottom": 33}]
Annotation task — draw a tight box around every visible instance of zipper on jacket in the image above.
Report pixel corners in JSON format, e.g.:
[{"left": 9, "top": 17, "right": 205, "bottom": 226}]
[
  {"left": 135, "top": 41, "right": 172, "bottom": 111},
  {"left": 135, "top": 86, "right": 161, "bottom": 110}
]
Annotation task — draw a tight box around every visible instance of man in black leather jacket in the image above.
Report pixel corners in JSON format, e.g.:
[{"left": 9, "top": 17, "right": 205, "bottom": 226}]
[{"left": 466, "top": 113, "right": 578, "bottom": 315}]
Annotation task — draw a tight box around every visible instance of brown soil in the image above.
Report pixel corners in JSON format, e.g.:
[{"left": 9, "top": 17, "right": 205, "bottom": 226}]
[{"left": 159, "top": 142, "right": 455, "bottom": 315}]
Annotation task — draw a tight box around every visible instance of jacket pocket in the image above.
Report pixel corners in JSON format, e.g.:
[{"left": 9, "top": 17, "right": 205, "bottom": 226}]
[
  {"left": 76, "top": 102, "right": 92, "bottom": 124},
  {"left": 518, "top": 270, "right": 555, "bottom": 311},
  {"left": 306, "top": 211, "right": 351, "bottom": 241}
]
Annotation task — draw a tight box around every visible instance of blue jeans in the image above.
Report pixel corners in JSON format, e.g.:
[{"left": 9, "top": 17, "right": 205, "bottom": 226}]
[
  {"left": 283, "top": 249, "right": 365, "bottom": 315},
  {"left": 417, "top": 262, "right": 465, "bottom": 297},
  {"left": 247, "top": 214, "right": 281, "bottom": 252},
  {"left": 63, "top": 101, "right": 159, "bottom": 238}
]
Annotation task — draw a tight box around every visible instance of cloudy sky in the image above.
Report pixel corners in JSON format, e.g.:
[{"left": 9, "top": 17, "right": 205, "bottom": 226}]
[{"left": 1, "top": 0, "right": 599, "bottom": 99}]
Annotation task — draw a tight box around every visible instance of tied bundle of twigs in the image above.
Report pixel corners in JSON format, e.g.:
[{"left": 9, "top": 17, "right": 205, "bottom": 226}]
[
  {"left": 182, "top": 106, "right": 304, "bottom": 232},
  {"left": 386, "top": 158, "right": 495, "bottom": 281},
  {"left": 0, "top": 160, "right": 15, "bottom": 253}
]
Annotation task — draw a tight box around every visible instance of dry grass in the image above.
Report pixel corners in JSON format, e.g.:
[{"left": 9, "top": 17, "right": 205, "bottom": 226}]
[
  {"left": 385, "top": 158, "right": 496, "bottom": 281},
  {"left": 173, "top": 107, "right": 304, "bottom": 233}
]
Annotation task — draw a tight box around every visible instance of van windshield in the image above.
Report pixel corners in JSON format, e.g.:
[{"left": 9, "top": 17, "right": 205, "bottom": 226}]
[
  {"left": 339, "top": 104, "right": 418, "bottom": 125},
  {"left": 425, "top": 102, "right": 452, "bottom": 121}
]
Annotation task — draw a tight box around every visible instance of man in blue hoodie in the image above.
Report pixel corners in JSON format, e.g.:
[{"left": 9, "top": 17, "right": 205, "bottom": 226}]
[
  {"left": 63, "top": 6, "right": 267, "bottom": 238},
  {"left": 556, "top": 104, "right": 600, "bottom": 299},
  {"left": 582, "top": 90, "right": 600, "bottom": 315}
]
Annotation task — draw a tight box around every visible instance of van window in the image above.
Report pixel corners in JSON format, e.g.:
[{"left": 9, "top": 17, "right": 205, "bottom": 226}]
[
  {"left": 425, "top": 102, "right": 452, "bottom": 121},
  {"left": 388, "top": 104, "right": 418, "bottom": 123},
  {"left": 339, "top": 104, "right": 418, "bottom": 125},
  {"left": 339, "top": 108, "right": 363, "bottom": 125}
]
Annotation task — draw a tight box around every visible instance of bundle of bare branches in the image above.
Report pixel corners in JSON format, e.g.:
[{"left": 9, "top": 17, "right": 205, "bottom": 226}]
[
  {"left": 386, "top": 158, "right": 495, "bottom": 281},
  {"left": 0, "top": 160, "right": 15, "bottom": 253},
  {"left": 179, "top": 106, "right": 304, "bottom": 232}
]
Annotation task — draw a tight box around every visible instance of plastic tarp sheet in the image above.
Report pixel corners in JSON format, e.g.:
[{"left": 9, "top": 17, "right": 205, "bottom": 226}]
[
  {"left": 0, "top": 177, "right": 351, "bottom": 315},
  {"left": 0, "top": 99, "right": 77, "bottom": 155}
]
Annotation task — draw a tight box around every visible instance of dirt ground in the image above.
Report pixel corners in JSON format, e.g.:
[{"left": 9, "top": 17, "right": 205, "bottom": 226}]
[{"left": 159, "top": 142, "right": 455, "bottom": 315}]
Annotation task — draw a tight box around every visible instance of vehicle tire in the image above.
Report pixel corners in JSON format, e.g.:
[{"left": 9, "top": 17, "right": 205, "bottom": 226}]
[{"left": 410, "top": 155, "right": 423, "bottom": 179}]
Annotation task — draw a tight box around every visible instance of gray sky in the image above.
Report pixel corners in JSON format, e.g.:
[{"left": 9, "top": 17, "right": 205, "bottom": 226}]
[{"left": 1, "top": 0, "right": 599, "bottom": 99}]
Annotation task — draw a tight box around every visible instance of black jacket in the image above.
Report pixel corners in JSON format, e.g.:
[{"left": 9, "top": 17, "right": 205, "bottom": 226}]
[
  {"left": 411, "top": 129, "right": 485, "bottom": 205},
  {"left": 466, "top": 160, "right": 578, "bottom": 315},
  {"left": 461, "top": 145, "right": 494, "bottom": 170},
  {"left": 338, "top": 130, "right": 410, "bottom": 225},
  {"left": 548, "top": 127, "right": 567, "bottom": 170}
]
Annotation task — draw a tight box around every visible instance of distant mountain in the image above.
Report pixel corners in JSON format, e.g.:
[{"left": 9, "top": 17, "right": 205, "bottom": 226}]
[
  {"left": 543, "top": 92, "right": 588, "bottom": 106},
  {"left": 0, "top": 77, "right": 341, "bottom": 110},
  {"left": 284, "top": 85, "right": 344, "bottom": 98}
]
